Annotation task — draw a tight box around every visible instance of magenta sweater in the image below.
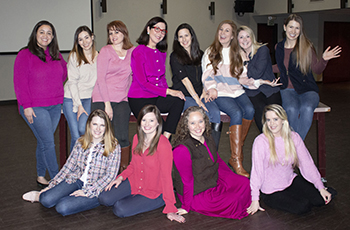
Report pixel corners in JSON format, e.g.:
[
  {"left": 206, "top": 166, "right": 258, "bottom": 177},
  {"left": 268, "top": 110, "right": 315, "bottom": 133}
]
[
  {"left": 92, "top": 45, "right": 135, "bottom": 103},
  {"left": 250, "top": 132, "right": 325, "bottom": 201},
  {"left": 14, "top": 48, "right": 67, "bottom": 109},
  {"left": 128, "top": 45, "right": 168, "bottom": 98}
]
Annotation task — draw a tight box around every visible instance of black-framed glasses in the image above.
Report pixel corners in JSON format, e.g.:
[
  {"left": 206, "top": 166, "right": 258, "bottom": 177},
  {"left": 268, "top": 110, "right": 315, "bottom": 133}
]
[{"left": 152, "top": 26, "right": 167, "bottom": 35}]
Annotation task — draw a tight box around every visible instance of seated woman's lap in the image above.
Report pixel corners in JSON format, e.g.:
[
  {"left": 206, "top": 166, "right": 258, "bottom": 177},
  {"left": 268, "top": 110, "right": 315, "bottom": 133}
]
[{"left": 98, "top": 179, "right": 132, "bottom": 206}]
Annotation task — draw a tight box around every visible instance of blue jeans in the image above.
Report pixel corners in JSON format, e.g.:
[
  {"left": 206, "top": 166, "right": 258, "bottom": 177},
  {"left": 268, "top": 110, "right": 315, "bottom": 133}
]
[
  {"left": 99, "top": 179, "right": 165, "bottom": 218},
  {"left": 280, "top": 89, "right": 319, "bottom": 140},
  {"left": 20, "top": 105, "right": 60, "bottom": 179},
  {"left": 183, "top": 96, "right": 221, "bottom": 123},
  {"left": 213, "top": 94, "right": 255, "bottom": 126},
  {"left": 63, "top": 98, "right": 91, "bottom": 152},
  {"left": 40, "top": 179, "right": 99, "bottom": 216}
]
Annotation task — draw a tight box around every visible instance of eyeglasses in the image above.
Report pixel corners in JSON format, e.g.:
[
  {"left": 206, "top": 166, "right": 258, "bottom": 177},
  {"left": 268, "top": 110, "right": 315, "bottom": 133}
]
[{"left": 152, "top": 26, "right": 167, "bottom": 35}]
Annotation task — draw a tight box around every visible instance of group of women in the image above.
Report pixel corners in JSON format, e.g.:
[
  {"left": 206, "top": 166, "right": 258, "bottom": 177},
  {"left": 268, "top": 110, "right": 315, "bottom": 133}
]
[{"left": 16, "top": 13, "right": 340, "bottom": 222}]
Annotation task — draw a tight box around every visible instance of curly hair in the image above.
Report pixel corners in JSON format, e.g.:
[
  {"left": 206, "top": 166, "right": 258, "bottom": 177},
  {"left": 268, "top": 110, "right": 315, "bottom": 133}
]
[{"left": 172, "top": 106, "right": 211, "bottom": 147}]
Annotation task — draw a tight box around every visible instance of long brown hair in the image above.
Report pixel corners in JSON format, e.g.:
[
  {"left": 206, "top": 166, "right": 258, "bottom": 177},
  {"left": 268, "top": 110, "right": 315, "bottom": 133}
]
[
  {"left": 134, "top": 105, "right": 163, "bottom": 156},
  {"left": 262, "top": 104, "right": 298, "bottom": 167},
  {"left": 172, "top": 106, "right": 211, "bottom": 147},
  {"left": 107, "top": 20, "right": 133, "bottom": 49},
  {"left": 284, "top": 14, "right": 315, "bottom": 75},
  {"left": 79, "top": 109, "right": 117, "bottom": 157},
  {"left": 69, "top": 26, "right": 97, "bottom": 67},
  {"left": 207, "top": 20, "right": 243, "bottom": 79}
]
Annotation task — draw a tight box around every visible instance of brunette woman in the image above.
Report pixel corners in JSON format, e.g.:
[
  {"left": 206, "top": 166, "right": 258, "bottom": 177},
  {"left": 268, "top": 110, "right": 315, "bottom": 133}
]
[
  {"left": 170, "top": 23, "right": 222, "bottom": 148},
  {"left": 22, "top": 109, "right": 120, "bottom": 216},
  {"left": 274, "top": 14, "right": 341, "bottom": 140},
  {"left": 248, "top": 104, "right": 336, "bottom": 215},
  {"left": 238, "top": 26, "right": 282, "bottom": 133},
  {"left": 14, "top": 20, "right": 67, "bottom": 186},
  {"left": 92, "top": 20, "right": 135, "bottom": 172},
  {"left": 127, "top": 16, "right": 185, "bottom": 139},
  {"left": 63, "top": 26, "right": 98, "bottom": 152},
  {"left": 172, "top": 106, "right": 251, "bottom": 219},
  {"left": 99, "top": 105, "right": 185, "bottom": 223}
]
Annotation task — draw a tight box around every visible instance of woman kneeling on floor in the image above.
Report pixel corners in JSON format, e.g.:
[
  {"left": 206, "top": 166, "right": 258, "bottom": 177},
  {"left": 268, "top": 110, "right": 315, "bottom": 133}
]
[
  {"left": 248, "top": 104, "right": 336, "bottom": 215},
  {"left": 22, "top": 109, "right": 120, "bottom": 216}
]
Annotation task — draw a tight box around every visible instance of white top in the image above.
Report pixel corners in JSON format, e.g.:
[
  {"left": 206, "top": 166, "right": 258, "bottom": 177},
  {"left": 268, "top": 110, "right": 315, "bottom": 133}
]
[{"left": 80, "top": 146, "right": 93, "bottom": 184}]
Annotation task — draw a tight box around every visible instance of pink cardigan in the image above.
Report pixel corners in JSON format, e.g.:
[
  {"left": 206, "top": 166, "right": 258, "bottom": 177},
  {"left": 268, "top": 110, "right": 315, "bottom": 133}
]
[
  {"left": 92, "top": 45, "right": 135, "bottom": 103},
  {"left": 119, "top": 134, "right": 178, "bottom": 214}
]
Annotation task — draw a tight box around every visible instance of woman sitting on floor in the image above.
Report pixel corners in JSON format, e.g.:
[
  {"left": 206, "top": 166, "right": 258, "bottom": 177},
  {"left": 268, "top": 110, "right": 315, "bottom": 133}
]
[
  {"left": 172, "top": 106, "right": 251, "bottom": 219},
  {"left": 22, "top": 109, "right": 120, "bottom": 216}
]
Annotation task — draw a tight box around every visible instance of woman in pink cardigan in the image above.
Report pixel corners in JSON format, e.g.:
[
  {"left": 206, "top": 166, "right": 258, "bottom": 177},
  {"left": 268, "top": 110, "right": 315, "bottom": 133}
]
[
  {"left": 92, "top": 20, "right": 135, "bottom": 172},
  {"left": 99, "top": 105, "right": 185, "bottom": 223},
  {"left": 248, "top": 104, "right": 336, "bottom": 215}
]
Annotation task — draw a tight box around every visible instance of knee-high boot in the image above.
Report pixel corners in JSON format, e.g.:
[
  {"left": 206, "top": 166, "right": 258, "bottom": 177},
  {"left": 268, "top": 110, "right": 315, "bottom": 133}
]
[
  {"left": 119, "top": 145, "right": 131, "bottom": 174},
  {"left": 211, "top": 122, "right": 223, "bottom": 151},
  {"left": 228, "top": 125, "right": 249, "bottom": 178}
]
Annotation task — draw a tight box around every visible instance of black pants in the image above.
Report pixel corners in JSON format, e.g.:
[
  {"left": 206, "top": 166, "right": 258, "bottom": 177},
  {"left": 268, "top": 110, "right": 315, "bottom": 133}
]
[
  {"left": 91, "top": 101, "right": 131, "bottom": 148},
  {"left": 261, "top": 176, "right": 325, "bottom": 215},
  {"left": 248, "top": 91, "right": 282, "bottom": 133},
  {"left": 128, "top": 96, "right": 184, "bottom": 134}
]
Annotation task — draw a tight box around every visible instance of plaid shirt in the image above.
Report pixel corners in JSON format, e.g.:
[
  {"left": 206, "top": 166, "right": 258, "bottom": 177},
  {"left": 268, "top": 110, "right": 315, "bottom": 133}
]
[{"left": 48, "top": 141, "right": 120, "bottom": 198}]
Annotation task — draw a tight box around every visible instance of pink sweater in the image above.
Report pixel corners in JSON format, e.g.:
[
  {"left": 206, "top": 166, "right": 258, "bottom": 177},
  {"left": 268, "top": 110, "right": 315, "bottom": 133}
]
[
  {"left": 14, "top": 48, "right": 67, "bottom": 109},
  {"left": 119, "top": 134, "right": 178, "bottom": 214},
  {"left": 250, "top": 132, "right": 325, "bottom": 201},
  {"left": 92, "top": 45, "right": 135, "bottom": 103}
]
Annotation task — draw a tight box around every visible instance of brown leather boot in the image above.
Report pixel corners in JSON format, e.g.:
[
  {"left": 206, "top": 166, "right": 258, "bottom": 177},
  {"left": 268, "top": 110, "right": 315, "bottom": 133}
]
[
  {"left": 228, "top": 125, "right": 250, "bottom": 178},
  {"left": 119, "top": 145, "right": 131, "bottom": 174},
  {"left": 241, "top": 119, "right": 253, "bottom": 144}
]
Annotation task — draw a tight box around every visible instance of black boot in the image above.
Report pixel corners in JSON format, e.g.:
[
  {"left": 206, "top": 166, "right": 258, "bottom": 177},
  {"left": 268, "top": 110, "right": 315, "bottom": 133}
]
[{"left": 211, "top": 122, "right": 223, "bottom": 151}]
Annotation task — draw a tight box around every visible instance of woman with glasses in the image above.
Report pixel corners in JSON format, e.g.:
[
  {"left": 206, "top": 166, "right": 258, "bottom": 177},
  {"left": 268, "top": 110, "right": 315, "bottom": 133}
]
[{"left": 128, "top": 16, "right": 185, "bottom": 139}]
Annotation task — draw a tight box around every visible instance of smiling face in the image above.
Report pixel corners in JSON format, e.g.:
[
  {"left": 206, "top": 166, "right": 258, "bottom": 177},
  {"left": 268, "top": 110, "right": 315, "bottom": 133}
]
[
  {"left": 218, "top": 23, "right": 234, "bottom": 48},
  {"left": 147, "top": 22, "right": 166, "bottom": 48},
  {"left": 265, "top": 111, "right": 283, "bottom": 137},
  {"left": 36, "top": 24, "right": 53, "bottom": 50},
  {"left": 187, "top": 111, "right": 205, "bottom": 141},
  {"left": 284, "top": 20, "right": 301, "bottom": 43},
  {"left": 109, "top": 28, "right": 124, "bottom": 47},
  {"left": 238, "top": 30, "right": 252, "bottom": 54},
  {"left": 141, "top": 112, "right": 159, "bottom": 136},
  {"left": 178, "top": 28, "right": 192, "bottom": 54},
  {"left": 78, "top": 31, "right": 93, "bottom": 52},
  {"left": 90, "top": 116, "right": 106, "bottom": 144}
]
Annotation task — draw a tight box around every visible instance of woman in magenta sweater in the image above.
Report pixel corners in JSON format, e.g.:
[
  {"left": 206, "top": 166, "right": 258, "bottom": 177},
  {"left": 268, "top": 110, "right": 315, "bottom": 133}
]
[
  {"left": 248, "top": 104, "right": 336, "bottom": 215},
  {"left": 99, "top": 105, "right": 185, "bottom": 223},
  {"left": 127, "top": 16, "right": 185, "bottom": 139},
  {"left": 92, "top": 20, "right": 135, "bottom": 172},
  {"left": 14, "top": 20, "right": 67, "bottom": 187}
]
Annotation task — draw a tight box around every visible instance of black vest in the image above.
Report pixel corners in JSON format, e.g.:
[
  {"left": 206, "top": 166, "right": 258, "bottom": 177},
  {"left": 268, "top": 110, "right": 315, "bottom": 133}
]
[{"left": 173, "top": 135, "right": 218, "bottom": 196}]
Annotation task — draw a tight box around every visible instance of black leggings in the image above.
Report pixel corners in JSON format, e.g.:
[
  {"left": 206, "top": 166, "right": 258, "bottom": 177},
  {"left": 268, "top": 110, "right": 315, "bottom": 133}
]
[
  {"left": 128, "top": 96, "right": 184, "bottom": 134},
  {"left": 261, "top": 176, "right": 325, "bottom": 214},
  {"left": 248, "top": 91, "right": 282, "bottom": 133}
]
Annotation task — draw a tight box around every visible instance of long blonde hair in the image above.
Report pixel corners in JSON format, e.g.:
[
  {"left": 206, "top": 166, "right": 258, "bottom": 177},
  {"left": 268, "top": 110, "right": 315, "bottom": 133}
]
[
  {"left": 284, "top": 14, "right": 316, "bottom": 75},
  {"left": 262, "top": 104, "right": 298, "bottom": 167},
  {"left": 237, "top": 25, "right": 266, "bottom": 59},
  {"left": 79, "top": 109, "right": 117, "bottom": 157},
  {"left": 207, "top": 20, "right": 243, "bottom": 79}
]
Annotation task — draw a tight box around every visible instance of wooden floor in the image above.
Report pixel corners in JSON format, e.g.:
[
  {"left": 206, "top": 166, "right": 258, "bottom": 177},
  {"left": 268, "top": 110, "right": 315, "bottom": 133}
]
[{"left": 1, "top": 82, "right": 350, "bottom": 230}]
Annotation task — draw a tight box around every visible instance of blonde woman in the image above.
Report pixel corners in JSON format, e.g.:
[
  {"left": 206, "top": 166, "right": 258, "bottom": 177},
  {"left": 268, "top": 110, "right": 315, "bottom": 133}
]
[
  {"left": 248, "top": 104, "right": 336, "bottom": 215},
  {"left": 274, "top": 14, "right": 341, "bottom": 140}
]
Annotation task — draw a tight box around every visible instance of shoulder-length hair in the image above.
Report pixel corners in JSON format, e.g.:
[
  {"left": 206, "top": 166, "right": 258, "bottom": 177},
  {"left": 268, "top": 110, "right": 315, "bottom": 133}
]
[
  {"left": 136, "top": 16, "right": 168, "bottom": 52},
  {"left": 134, "top": 105, "right": 163, "bottom": 156},
  {"left": 78, "top": 109, "right": 117, "bottom": 157},
  {"left": 26, "top": 20, "right": 60, "bottom": 62},
  {"left": 284, "top": 14, "right": 315, "bottom": 75},
  {"left": 207, "top": 20, "right": 243, "bottom": 79},
  {"left": 106, "top": 20, "right": 133, "bottom": 49},
  {"left": 262, "top": 104, "right": 298, "bottom": 167},
  {"left": 237, "top": 25, "right": 266, "bottom": 59},
  {"left": 172, "top": 106, "right": 211, "bottom": 146},
  {"left": 69, "top": 26, "right": 97, "bottom": 67},
  {"left": 172, "top": 23, "right": 203, "bottom": 65}
]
